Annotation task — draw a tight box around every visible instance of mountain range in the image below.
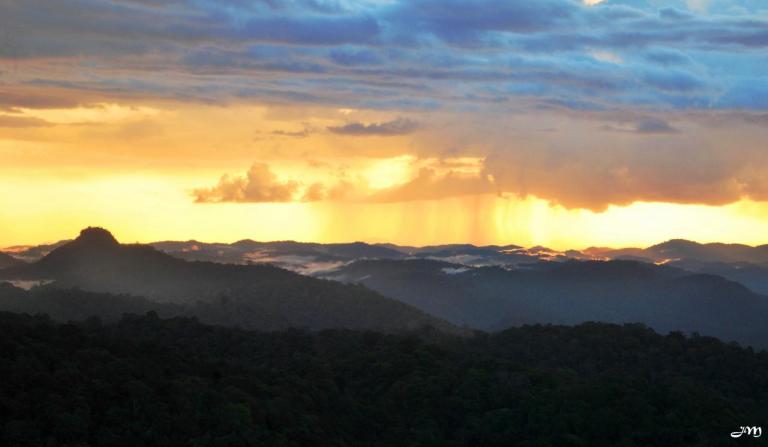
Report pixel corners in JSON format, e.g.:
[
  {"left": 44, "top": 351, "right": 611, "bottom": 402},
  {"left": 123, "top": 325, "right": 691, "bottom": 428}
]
[
  {"left": 148, "top": 238, "right": 768, "bottom": 296},
  {"left": 0, "top": 228, "right": 457, "bottom": 333},
  {"left": 325, "top": 258, "right": 768, "bottom": 347},
  {"left": 4, "top": 229, "right": 768, "bottom": 346}
]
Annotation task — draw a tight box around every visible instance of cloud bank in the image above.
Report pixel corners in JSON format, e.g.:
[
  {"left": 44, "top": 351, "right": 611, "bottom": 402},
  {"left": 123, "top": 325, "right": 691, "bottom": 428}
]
[
  {"left": 3, "top": 0, "right": 768, "bottom": 211},
  {"left": 3, "top": 0, "right": 767, "bottom": 111}
]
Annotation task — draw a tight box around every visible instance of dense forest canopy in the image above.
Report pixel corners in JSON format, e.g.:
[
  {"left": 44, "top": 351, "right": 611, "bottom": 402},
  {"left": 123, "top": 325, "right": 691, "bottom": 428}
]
[{"left": 1, "top": 311, "right": 766, "bottom": 446}]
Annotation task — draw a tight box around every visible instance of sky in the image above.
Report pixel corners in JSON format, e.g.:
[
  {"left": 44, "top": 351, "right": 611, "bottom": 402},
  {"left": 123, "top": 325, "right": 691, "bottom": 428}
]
[{"left": 1, "top": 0, "right": 768, "bottom": 249}]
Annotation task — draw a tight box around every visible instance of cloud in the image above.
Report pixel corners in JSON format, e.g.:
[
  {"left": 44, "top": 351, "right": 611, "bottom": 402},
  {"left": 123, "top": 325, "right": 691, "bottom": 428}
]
[
  {"left": 193, "top": 163, "right": 300, "bottom": 203},
  {"left": 271, "top": 128, "right": 312, "bottom": 138},
  {"left": 640, "top": 69, "right": 704, "bottom": 92},
  {"left": 6, "top": 0, "right": 768, "bottom": 214},
  {"left": 658, "top": 7, "right": 692, "bottom": 20},
  {"left": 2, "top": 0, "right": 766, "bottom": 114},
  {"left": 643, "top": 48, "right": 691, "bottom": 66},
  {"left": 602, "top": 117, "right": 680, "bottom": 134},
  {"left": 0, "top": 115, "right": 53, "bottom": 128},
  {"left": 715, "top": 81, "right": 768, "bottom": 110},
  {"left": 328, "top": 117, "right": 420, "bottom": 136},
  {"left": 301, "top": 180, "right": 355, "bottom": 201},
  {"left": 329, "top": 46, "right": 383, "bottom": 66},
  {"left": 193, "top": 160, "right": 494, "bottom": 204},
  {"left": 193, "top": 163, "right": 358, "bottom": 203},
  {"left": 634, "top": 118, "right": 680, "bottom": 134},
  {"left": 0, "top": 89, "right": 85, "bottom": 110},
  {"left": 479, "top": 120, "right": 768, "bottom": 211},
  {"left": 239, "top": 15, "right": 381, "bottom": 45}
]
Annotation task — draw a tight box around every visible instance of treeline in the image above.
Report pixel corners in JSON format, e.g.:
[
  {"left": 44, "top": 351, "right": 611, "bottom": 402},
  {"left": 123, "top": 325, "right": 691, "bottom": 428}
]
[
  {"left": 0, "top": 283, "right": 459, "bottom": 334},
  {"left": 1, "top": 311, "right": 766, "bottom": 446}
]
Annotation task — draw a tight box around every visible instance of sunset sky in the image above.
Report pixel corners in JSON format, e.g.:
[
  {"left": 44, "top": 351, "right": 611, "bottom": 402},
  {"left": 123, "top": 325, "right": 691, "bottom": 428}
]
[{"left": 1, "top": 0, "right": 768, "bottom": 249}]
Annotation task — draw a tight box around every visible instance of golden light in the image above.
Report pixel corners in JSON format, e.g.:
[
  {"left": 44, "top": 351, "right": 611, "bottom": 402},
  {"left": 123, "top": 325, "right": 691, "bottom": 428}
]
[{"left": 2, "top": 100, "right": 768, "bottom": 251}]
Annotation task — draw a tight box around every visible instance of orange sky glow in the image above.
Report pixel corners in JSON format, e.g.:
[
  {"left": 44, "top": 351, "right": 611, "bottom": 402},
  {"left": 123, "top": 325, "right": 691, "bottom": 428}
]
[
  {"left": 3, "top": 0, "right": 768, "bottom": 249},
  {"left": 2, "top": 98, "right": 768, "bottom": 249}
]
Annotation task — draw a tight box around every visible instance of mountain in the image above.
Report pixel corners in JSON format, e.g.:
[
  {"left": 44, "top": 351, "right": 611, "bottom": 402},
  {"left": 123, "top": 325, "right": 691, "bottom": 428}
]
[
  {"left": 150, "top": 240, "right": 557, "bottom": 271},
  {"left": 662, "top": 258, "right": 768, "bottom": 295},
  {"left": 595, "top": 239, "right": 768, "bottom": 264},
  {"left": 0, "top": 281, "right": 184, "bottom": 323},
  {"left": 150, "top": 239, "right": 406, "bottom": 274},
  {"left": 126, "top": 237, "right": 768, "bottom": 296},
  {"left": 588, "top": 239, "right": 768, "bottom": 295},
  {"left": 0, "top": 252, "right": 23, "bottom": 269},
  {"left": 325, "top": 258, "right": 768, "bottom": 347},
  {"left": 0, "top": 228, "right": 459, "bottom": 333}
]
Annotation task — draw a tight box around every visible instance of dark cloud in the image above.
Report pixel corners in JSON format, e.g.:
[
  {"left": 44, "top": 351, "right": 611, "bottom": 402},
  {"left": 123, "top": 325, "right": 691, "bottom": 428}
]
[
  {"left": 602, "top": 117, "right": 680, "bottom": 134},
  {"left": 643, "top": 48, "right": 691, "bottom": 66},
  {"left": 634, "top": 118, "right": 679, "bottom": 134},
  {"left": 386, "top": 0, "right": 577, "bottom": 45},
  {"left": 658, "top": 7, "right": 692, "bottom": 20},
  {"left": 328, "top": 118, "right": 420, "bottom": 136}
]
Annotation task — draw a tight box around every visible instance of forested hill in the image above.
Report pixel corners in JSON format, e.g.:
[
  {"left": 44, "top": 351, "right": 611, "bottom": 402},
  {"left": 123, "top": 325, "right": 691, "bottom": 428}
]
[
  {"left": 328, "top": 258, "right": 768, "bottom": 347},
  {"left": 0, "top": 228, "right": 459, "bottom": 334},
  {"left": 0, "top": 282, "right": 460, "bottom": 334},
  {"left": 1, "top": 311, "right": 766, "bottom": 446},
  {"left": 0, "top": 253, "right": 23, "bottom": 270}
]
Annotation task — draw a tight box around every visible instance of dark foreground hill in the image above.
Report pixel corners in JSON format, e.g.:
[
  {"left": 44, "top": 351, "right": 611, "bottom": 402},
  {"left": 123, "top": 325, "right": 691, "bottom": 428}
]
[
  {"left": 0, "top": 311, "right": 765, "bottom": 446},
  {"left": 327, "top": 259, "right": 768, "bottom": 347},
  {"left": 0, "top": 253, "right": 23, "bottom": 270},
  {"left": 0, "top": 283, "right": 460, "bottom": 334},
  {"left": 0, "top": 229, "right": 457, "bottom": 333}
]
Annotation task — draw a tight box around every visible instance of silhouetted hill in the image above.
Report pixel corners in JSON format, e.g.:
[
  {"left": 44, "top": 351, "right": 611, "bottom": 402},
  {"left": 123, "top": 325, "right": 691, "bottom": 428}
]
[
  {"left": 0, "top": 311, "right": 765, "bottom": 446},
  {"left": 326, "top": 259, "right": 768, "bottom": 347},
  {"left": 0, "top": 228, "right": 459, "bottom": 333}
]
